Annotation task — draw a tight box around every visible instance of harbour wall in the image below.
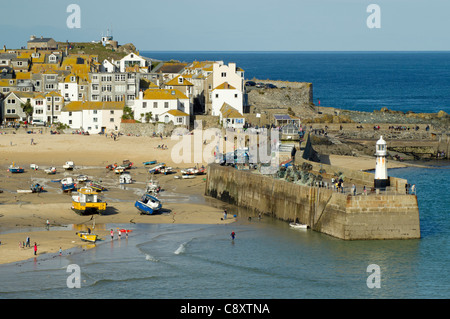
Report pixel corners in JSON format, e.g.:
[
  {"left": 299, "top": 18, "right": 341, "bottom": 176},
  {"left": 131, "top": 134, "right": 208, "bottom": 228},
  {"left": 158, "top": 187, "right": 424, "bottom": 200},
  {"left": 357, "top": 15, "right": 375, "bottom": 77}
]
[{"left": 205, "top": 164, "right": 420, "bottom": 240}]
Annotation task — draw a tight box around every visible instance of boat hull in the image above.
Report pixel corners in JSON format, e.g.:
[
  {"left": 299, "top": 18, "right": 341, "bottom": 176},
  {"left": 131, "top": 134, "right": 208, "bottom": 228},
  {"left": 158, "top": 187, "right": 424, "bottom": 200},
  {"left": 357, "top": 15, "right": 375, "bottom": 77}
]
[
  {"left": 76, "top": 232, "right": 97, "bottom": 243},
  {"left": 134, "top": 200, "right": 161, "bottom": 215},
  {"left": 72, "top": 202, "right": 107, "bottom": 215}
]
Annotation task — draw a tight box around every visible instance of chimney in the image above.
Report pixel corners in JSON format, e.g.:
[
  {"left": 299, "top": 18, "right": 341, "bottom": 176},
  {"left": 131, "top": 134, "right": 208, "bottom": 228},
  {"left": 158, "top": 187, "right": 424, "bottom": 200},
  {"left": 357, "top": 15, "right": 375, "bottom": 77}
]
[{"left": 139, "top": 90, "right": 143, "bottom": 100}]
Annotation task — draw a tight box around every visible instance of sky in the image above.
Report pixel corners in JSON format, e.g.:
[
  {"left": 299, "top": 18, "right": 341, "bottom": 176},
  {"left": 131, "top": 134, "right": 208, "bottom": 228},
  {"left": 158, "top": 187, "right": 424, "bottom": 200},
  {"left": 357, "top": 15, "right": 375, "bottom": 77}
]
[{"left": 0, "top": 0, "right": 449, "bottom": 51}]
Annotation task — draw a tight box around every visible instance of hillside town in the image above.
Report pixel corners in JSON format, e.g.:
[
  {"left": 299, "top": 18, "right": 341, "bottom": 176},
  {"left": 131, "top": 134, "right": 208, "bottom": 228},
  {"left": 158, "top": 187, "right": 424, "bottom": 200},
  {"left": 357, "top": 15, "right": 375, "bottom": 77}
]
[{"left": 0, "top": 35, "right": 249, "bottom": 133}]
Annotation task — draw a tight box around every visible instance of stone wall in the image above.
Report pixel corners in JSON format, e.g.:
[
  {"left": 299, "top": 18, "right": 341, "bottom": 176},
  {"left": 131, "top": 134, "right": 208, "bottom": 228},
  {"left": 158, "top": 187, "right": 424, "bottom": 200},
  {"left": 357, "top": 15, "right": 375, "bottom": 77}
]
[
  {"left": 205, "top": 164, "right": 420, "bottom": 240},
  {"left": 119, "top": 122, "right": 186, "bottom": 136}
]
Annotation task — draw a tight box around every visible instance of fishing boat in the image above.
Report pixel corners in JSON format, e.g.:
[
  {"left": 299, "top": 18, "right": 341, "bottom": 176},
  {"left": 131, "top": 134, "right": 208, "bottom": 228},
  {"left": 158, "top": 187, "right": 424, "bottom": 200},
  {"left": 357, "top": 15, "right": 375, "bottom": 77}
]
[
  {"left": 44, "top": 167, "right": 57, "bottom": 174},
  {"left": 122, "top": 159, "right": 133, "bottom": 170},
  {"left": 63, "top": 161, "right": 75, "bottom": 170},
  {"left": 180, "top": 167, "right": 198, "bottom": 175},
  {"left": 76, "top": 231, "right": 98, "bottom": 243},
  {"left": 160, "top": 166, "right": 173, "bottom": 175},
  {"left": 289, "top": 222, "right": 308, "bottom": 229},
  {"left": 76, "top": 175, "right": 88, "bottom": 183},
  {"left": 135, "top": 193, "right": 162, "bottom": 215},
  {"left": 143, "top": 160, "right": 157, "bottom": 165},
  {"left": 196, "top": 166, "right": 206, "bottom": 175},
  {"left": 87, "top": 181, "right": 106, "bottom": 192},
  {"left": 61, "top": 177, "right": 76, "bottom": 192},
  {"left": 182, "top": 174, "right": 195, "bottom": 179},
  {"left": 8, "top": 163, "right": 24, "bottom": 173},
  {"left": 30, "top": 183, "right": 44, "bottom": 193},
  {"left": 119, "top": 173, "right": 133, "bottom": 184},
  {"left": 148, "top": 163, "right": 165, "bottom": 174},
  {"left": 106, "top": 163, "right": 118, "bottom": 170},
  {"left": 30, "top": 164, "right": 39, "bottom": 171},
  {"left": 71, "top": 187, "right": 107, "bottom": 215},
  {"left": 146, "top": 179, "right": 161, "bottom": 194}
]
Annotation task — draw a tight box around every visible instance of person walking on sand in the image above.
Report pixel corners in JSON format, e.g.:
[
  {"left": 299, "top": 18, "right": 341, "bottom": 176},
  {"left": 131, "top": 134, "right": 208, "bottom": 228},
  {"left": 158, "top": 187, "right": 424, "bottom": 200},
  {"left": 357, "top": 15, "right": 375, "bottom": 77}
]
[
  {"left": 26, "top": 236, "right": 30, "bottom": 247},
  {"left": 110, "top": 229, "right": 114, "bottom": 240},
  {"left": 59, "top": 247, "right": 62, "bottom": 256},
  {"left": 34, "top": 242, "right": 37, "bottom": 256},
  {"left": 223, "top": 209, "right": 227, "bottom": 220}
]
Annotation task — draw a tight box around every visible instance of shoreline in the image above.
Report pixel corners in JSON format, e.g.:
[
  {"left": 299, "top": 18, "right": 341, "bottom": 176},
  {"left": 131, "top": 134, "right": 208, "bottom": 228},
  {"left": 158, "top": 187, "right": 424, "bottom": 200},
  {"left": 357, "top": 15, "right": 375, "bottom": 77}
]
[{"left": 0, "top": 133, "right": 446, "bottom": 265}]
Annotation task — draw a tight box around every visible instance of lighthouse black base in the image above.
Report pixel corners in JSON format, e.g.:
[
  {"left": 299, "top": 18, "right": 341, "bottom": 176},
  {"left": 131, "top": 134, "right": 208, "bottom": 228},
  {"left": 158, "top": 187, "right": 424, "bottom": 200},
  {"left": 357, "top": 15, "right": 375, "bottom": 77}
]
[{"left": 374, "top": 178, "right": 389, "bottom": 189}]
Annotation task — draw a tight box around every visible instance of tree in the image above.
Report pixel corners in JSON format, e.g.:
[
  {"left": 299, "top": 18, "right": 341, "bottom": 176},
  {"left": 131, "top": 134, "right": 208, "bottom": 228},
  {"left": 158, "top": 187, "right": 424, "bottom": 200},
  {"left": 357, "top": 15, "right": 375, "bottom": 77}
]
[
  {"left": 21, "top": 101, "right": 33, "bottom": 122},
  {"left": 122, "top": 106, "right": 134, "bottom": 120},
  {"left": 145, "top": 112, "right": 153, "bottom": 123}
]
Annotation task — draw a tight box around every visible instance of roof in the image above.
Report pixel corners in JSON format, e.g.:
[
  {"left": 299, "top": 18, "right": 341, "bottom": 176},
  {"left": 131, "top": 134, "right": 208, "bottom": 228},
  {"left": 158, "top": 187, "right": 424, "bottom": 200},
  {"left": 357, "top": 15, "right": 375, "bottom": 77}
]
[
  {"left": 155, "top": 62, "right": 188, "bottom": 74},
  {"left": 142, "top": 89, "right": 188, "bottom": 100},
  {"left": 220, "top": 103, "right": 244, "bottom": 118},
  {"left": 274, "top": 114, "right": 292, "bottom": 120},
  {"left": 62, "top": 101, "right": 125, "bottom": 112},
  {"left": 165, "top": 75, "right": 194, "bottom": 86},
  {"left": 165, "top": 109, "right": 189, "bottom": 117},
  {"left": 212, "top": 82, "right": 236, "bottom": 91},
  {"left": 28, "top": 37, "right": 54, "bottom": 43}
]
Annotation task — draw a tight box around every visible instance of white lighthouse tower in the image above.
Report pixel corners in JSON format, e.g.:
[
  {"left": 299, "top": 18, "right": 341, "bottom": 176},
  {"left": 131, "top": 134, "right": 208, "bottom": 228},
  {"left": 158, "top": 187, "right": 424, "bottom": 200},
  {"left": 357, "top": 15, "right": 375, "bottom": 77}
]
[{"left": 374, "top": 136, "right": 389, "bottom": 189}]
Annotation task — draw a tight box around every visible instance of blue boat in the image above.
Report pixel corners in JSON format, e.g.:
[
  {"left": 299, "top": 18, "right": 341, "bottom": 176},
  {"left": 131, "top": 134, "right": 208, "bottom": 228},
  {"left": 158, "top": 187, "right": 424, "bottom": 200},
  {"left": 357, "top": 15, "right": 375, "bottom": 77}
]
[
  {"left": 135, "top": 194, "right": 162, "bottom": 215},
  {"left": 61, "top": 177, "right": 76, "bottom": 192},
  {"left": 148, "top": 163, "right": 165, "bottom": 174},
  {"left": 143, "top": 160, "right": 157, "bottom": 165},
  {"left": 8, "top": 163, "right": 24, "bottom": 173}
]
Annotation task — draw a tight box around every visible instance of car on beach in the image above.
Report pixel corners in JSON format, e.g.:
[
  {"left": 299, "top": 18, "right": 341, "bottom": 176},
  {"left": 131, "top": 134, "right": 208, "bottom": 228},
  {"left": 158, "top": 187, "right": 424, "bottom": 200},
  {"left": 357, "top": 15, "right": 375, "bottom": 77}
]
[
  {"left": 245, "top": 81, "right": 256, "bottom": 86},
  {"left": 265, "top": 83, "right": 277, "bottom": 89},
  {"left": 255, "top": 82, "right": 265, "bottom": 88}
]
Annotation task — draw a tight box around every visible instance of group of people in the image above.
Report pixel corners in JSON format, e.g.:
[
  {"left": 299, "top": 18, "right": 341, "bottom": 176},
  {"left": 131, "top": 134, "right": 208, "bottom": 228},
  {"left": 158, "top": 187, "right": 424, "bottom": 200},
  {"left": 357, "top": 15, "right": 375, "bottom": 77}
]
[
  {"left": 406, "top": 183, "right": 416, "bottom": 195},
  {"left": 18, "top": 236, "right": 38, "bottom": 255}
]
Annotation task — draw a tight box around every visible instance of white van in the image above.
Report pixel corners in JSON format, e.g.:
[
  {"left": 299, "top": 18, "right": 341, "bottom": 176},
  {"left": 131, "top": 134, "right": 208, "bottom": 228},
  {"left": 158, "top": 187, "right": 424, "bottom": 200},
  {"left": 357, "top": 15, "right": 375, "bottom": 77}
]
[{"left": 31, "top": 119, "right": 45, "bottom": 126}]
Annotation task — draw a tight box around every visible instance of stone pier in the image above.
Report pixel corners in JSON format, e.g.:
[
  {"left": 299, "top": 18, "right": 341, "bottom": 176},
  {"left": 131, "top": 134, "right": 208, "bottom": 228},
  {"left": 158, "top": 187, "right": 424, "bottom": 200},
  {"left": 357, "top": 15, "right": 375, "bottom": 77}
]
[{"left": 205, "top": 164, "right": 420, "bottom": 240}]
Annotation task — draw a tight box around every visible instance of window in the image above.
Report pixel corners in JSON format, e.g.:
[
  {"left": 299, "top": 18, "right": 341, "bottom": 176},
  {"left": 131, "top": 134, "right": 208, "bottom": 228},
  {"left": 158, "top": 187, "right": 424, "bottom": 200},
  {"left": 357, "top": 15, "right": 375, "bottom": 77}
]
[
  {"left": 178, "top": 77, "right": 183, "bottom": 84},
  {"left": 234, "top": 94, "right": 238, "bottom": 98},
  {"left": 110, "top": 118, "right": 114, "bottom": 122},
  {"left": 153, "top": 102, "right": 158, "bottom": 108},
  {"left": 69, "top": 120, "right": 72, "bottom": 124},
  {"left": 221, "top": 72, "right": 226, "bottom": 77},
  {"left": 92, "top": 95, "right": 99, "bottom": 101},
  {"left": 65, "top": 84, "right": 69, "bottom": 89},
  {"left": 115, "top": 95, "right": 123, "bottom": 102},
  {"left": 101, "top": 75, "right": 112, "bottom": 82},
  {"left": 110, "top": 110, "right": 114, "bottom": 115},
  {"left": 215, "top": 94, "right": 219, "bottom": 98},
  {"left": 36, "top": 100, "right": 43, "bottom": 105},
  {"left": 92, "top": 84, "right": 99, "bottom": 91},
  {"left": 177, "top": 117, "right": 183, "bottom": 123},
  {"left": 55, "top": 105, "right": 59, "bottom": 111},
  {"left": 101, "top": 85, "right": 112, "bottom": 92},
  {"left": 54, "top": 97, "right": 60, "bottom": 102},
  {"left": 93, "top": 118, "right": 98, "bottom": 122},
  {"left": 143, "top": 102, "right": 147, "bottom": 108},
  {"left": 93, "top": 110, "right": 98, "bottom": 114},
  {"left": 164, "top": 102, "right": 169, "bottom": 108},
  {"left": 69, "top": 112, "right": 72, "bottom": 117}
]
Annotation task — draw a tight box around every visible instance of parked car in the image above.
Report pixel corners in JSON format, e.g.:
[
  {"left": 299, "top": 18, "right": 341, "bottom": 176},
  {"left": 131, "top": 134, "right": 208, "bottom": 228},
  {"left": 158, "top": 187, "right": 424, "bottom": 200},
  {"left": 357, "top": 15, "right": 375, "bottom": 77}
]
[
  {"left": 31, "top": 119, "right": 45, "bottom": 126},
  {"left": 255, "top": 82, "right": 265, "bottom": 88},
  {"left": 245, "top": 81, "right": 256, "bottom": 86},
  {"left": 265, "top": 83, "right": 277, "bottom": 89}
]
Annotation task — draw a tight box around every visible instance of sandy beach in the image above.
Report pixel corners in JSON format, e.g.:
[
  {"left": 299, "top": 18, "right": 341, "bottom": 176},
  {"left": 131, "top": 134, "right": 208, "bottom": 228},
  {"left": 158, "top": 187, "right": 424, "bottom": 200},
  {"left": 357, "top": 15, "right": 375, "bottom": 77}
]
[
  {"left": 0, "top": 131, "right": 414, "bottom": 265},
  {"left": 0, "top": 132, "right": 233, "bottom": 265}
]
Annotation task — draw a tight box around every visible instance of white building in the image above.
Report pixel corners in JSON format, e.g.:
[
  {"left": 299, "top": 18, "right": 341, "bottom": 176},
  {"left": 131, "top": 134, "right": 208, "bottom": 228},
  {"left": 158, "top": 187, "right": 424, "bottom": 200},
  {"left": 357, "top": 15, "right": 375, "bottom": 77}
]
[
  {"left": 100, "top": 59, "right": 117, "bottom": 73},
  {"left": 132, "top": 89, "right": 190, "bottom": 124},
  {"left": 219, "top": 102, "right": 245, "bottom": 129},
  {"left": 60, "top": 101, "right": 124, "bottom": 134},
  {"left": 211, "top": 82, "right": 243, "bottom": 117},
  {"left": 58, "top": 74, "right": 79, "bottom": 102},
  {"left": 119, "top": 53, "right": 148, "bottom": 73},
  {"left": 212, "top": 61, "right": 244, "bottom": 93}
]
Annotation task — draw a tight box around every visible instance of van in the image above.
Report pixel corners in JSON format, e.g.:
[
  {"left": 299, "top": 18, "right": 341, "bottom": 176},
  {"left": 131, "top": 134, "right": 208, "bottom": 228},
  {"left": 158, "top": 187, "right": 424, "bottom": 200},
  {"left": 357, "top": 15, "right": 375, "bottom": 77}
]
[{"left": 32, "top": 119, "right": 45, "bottom": 126}]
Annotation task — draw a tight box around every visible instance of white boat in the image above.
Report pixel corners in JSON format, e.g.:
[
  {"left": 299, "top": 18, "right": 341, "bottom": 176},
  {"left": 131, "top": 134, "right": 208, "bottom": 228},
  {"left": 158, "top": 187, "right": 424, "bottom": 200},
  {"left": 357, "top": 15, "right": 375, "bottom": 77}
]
[
  {"left": 114, "top": 166, "right": 126, "bottom": 174},
  {"left": 289, "top": 222, "right": 308, "bottom": 229},
  {"left": 146, "top": 179, "right": 160, "bottom": 194},
  {"left": 160, "top": 166, "right": 173, "bottom": 175},
  {"left": 180, "top": 167, "right": 198, "bottom": 175},
  {"left": 63, "top": 161, "right": 75, "bottom": 170},
  {"left": 135, "top": 194, "right": 162, "bottom": 215},
  {"left": 76, "top": 175, "right": 88, "bottom": 183},
  {"left": 44, "top": 167, "right": 57, "bottom": 174},
  {"left": 30, "top": 164, "right": 39, "bottom": 170},
  {"left": 182, "top": 175, "right": 195, "bottom": 179},
  {"left": 119, "top": 173, "right": 133, "bottom": 184}
]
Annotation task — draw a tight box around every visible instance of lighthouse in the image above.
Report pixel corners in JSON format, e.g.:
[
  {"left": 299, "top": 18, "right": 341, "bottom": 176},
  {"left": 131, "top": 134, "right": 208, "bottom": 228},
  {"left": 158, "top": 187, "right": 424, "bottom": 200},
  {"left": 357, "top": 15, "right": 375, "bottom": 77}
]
[{"left": 374, "top": 136, "right": 389, "bottom": 189}]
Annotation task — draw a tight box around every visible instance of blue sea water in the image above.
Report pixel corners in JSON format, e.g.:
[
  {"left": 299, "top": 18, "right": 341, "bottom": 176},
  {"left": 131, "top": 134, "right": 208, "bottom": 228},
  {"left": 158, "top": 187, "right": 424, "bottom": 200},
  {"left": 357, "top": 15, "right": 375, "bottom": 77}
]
[
  {"left": 143, "top": 51, "right": 450, "bottom": 114},
  {"left": 0, "top": 52, "right": 449, "bottom": 301}
]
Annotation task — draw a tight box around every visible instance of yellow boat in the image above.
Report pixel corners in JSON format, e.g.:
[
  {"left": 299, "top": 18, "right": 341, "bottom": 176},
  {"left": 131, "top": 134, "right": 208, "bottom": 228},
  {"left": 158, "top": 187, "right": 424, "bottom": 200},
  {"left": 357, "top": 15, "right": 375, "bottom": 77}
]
[
  {"left": 71, "top": 187, "right": 107, "bottom": 215},
  {"left": 76, "top": 231, "right": 98, "bottom": 243}
]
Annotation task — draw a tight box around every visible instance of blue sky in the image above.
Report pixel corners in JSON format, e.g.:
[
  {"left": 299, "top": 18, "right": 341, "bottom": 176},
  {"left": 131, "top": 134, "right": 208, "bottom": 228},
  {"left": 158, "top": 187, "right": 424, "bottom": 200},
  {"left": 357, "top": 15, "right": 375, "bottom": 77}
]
[{"left": 0, "top": 0, "right": 449, "bottom": 51}]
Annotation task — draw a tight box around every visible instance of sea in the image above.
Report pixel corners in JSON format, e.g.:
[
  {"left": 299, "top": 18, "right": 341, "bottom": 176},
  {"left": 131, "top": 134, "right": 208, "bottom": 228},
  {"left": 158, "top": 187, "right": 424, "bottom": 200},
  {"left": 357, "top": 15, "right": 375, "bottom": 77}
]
[{"left": 0, "top": 52, "right": 449, "bottom": 303}]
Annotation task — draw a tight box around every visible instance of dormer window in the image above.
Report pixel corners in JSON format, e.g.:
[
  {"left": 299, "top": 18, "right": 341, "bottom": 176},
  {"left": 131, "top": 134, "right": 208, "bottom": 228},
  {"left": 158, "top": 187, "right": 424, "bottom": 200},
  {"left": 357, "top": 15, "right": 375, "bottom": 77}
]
[
  {"left": 70, "top": 76, "right": 76, "bottom": 82},
  {"left": 178, "top": 77, "right": 183, "bottom": 84}
]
